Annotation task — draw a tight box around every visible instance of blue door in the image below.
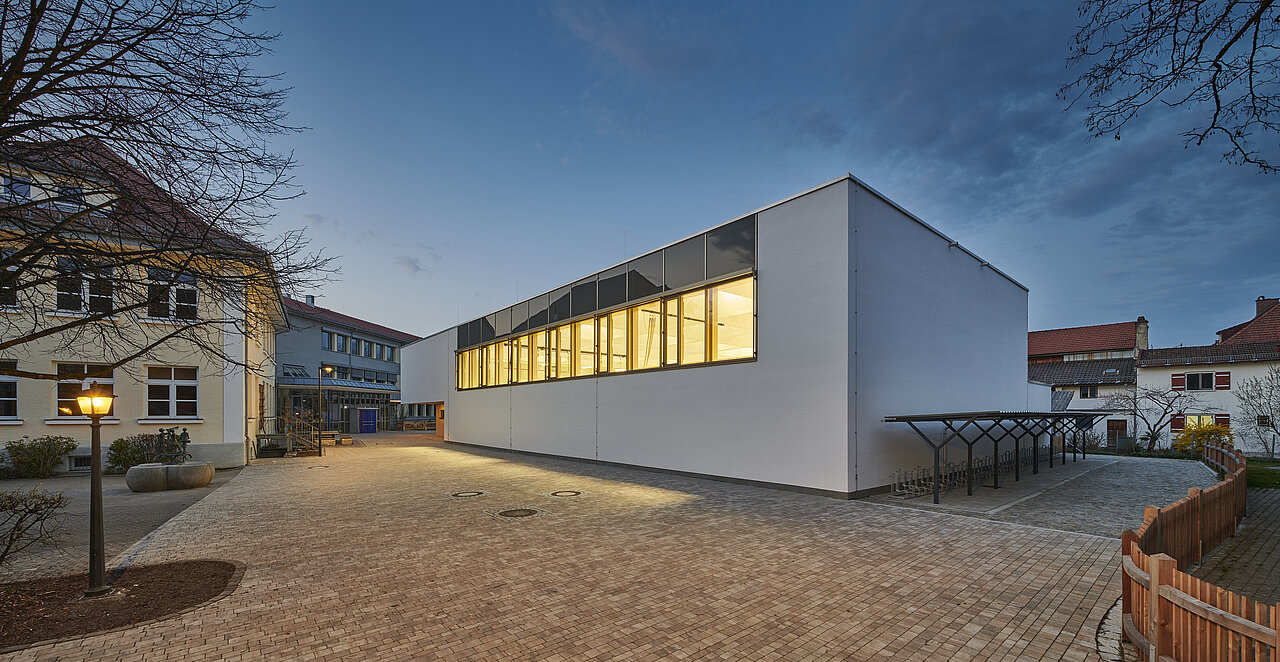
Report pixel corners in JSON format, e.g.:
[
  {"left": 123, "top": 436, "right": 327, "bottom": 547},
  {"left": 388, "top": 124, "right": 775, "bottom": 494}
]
[{"left": 358, "top": 408, "right": 377, "bottom": 433}]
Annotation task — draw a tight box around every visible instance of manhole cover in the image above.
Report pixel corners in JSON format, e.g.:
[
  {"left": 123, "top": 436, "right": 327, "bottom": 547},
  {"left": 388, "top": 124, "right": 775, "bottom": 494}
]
[
  {"left": 497, "top": 508, "right": 538, "bottom": 518},
  {"left": 450, "top": 491, "right": 485, "bottom": 498},
  {"left": 548, "top": 490, "right": 582, "bottom": 497}
]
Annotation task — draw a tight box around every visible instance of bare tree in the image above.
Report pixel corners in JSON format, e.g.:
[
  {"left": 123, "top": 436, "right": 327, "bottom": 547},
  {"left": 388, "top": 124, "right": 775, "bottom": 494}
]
[
  {"left": 1061, "top": 0, "right": 1280, "bottom": 173},
  {"left": 1234, "top": 365, "right": 1280, "bottom": 458},
  {"left": 1102, "top": 385, "right": 1211, "bottom": 450},
  {"left": 0, "top": 0, "right": 330, "bottom": 382},
  {"left": 0, "top": 487, "right": 69, "bottom": 567}
]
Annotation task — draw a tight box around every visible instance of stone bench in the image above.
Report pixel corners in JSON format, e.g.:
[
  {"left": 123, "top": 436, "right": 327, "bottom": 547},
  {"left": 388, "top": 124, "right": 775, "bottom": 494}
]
[{"left": 125, "top": 462, "right": 215, "bottom": 492}]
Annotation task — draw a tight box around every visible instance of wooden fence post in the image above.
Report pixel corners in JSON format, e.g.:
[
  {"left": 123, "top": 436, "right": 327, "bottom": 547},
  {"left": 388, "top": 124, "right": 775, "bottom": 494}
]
[
  {"left": 1120, "top": 530, "right": 1137, "bottom": 639},
  {"left": 1148, "top": 553, "right": 1174, "bottom": 662},
  {"left": 1144, "top": 505, "right": 1161, "bottom": 555},
  {"left": 1188, "top": 487, "right": 1203, "bottom": 564}
]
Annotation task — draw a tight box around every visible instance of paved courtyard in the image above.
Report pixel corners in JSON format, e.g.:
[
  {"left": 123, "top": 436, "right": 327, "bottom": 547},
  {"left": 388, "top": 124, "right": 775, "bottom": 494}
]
[
  {"left": 1193, "top": 487, "right": 1280, "bottom": 604},
  {"left": 3, "top": 435, "right": 1212, "bottom": 661}
]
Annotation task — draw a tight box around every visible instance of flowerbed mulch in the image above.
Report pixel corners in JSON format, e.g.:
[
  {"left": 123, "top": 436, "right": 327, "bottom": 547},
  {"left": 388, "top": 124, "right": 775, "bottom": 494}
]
[{"left": 0, "top": 559, "right": 240, "bottom": 651}]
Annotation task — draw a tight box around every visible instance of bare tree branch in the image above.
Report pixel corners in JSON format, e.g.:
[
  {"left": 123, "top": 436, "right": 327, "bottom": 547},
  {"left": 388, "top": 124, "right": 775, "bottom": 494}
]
[{"left": 1061, "top": 0, "right": 1280, "bottom": 173}]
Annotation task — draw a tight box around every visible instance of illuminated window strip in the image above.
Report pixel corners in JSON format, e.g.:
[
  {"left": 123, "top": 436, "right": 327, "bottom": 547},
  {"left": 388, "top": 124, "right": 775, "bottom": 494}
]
[{"left": 456, "top": 275, "right": 755, "bottom": 390}]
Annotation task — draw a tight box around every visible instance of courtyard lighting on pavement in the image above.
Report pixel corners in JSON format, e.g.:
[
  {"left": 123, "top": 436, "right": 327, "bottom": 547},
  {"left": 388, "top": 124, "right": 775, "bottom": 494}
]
[{"left": 76, "top": 381, "right": 115, "bottom": 597}]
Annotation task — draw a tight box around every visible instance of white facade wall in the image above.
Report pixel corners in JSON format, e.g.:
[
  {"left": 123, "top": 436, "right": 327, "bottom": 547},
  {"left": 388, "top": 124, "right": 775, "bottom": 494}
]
[
  {"left": 402, "top": 176, "right": 1032, "bottom": 496},
  {"left": 1137, "top": 361, "right": 1280, "bottom": 455}
]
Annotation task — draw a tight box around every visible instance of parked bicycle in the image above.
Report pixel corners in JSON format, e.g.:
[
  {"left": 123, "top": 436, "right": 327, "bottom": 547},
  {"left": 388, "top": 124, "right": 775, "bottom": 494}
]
[{"left": 153, "top": 426, "right": 192, "bottom": 464}]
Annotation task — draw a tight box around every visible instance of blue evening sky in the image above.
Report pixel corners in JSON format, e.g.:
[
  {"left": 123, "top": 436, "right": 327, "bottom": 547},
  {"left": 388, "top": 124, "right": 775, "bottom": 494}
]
[{"left": 252, "top": 1, "right": 1278, "bottom": 349}]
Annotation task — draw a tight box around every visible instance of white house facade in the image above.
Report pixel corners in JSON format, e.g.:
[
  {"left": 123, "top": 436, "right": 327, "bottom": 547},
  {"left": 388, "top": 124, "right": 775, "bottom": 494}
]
[{"left": 401, "top": 176, "right": 1037, "bottom": 497}]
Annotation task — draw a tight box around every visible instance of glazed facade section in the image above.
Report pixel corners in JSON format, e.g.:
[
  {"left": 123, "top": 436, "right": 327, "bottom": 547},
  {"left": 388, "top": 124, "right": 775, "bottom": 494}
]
[{"left": 457, "top": 275, "right": 754, "bottom": 389}]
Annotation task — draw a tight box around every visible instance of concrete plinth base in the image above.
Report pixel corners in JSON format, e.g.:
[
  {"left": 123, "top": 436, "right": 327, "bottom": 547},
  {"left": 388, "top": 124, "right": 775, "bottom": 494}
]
[{"left": 125, "top": 462, "right": 215, "bottom": 492}]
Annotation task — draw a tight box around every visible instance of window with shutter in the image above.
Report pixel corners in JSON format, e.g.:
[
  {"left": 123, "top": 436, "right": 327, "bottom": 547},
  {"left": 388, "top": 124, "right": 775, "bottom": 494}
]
[
  {"left": 1213, "top": 414, "right": 1230, "bottom": 428},
  {"left": 1171, "top": 373, "right": 1185, "bottom": 391},
  {"left": 1214, "top": 371, "right": 1231, "bottom": 390},
  {"left": 1171, "top": 415, "right": 1185, "bottom": 431}
]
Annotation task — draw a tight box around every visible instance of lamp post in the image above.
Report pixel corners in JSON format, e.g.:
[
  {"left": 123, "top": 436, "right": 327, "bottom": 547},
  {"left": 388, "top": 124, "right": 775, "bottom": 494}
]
[
  {"left": 317, "top": 366, "right": 332, "bottom": 457},
  {"left": 76, "top": 381, "right": 116, "bottom": 597}
]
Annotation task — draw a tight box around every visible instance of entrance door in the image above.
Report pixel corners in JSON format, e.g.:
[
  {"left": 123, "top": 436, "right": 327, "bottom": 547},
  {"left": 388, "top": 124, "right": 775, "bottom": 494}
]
[
  {"left": 1107, "top": 420, "right": 1127, "bottom": 445},
  {"left": 358, "top": 408, "right": 377, "bottom": 433}
]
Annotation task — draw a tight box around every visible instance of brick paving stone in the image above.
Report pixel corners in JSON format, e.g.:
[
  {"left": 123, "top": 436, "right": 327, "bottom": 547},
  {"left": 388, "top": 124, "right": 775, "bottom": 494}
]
[
  {"left": 3, "top": 435, "right": 1125, "bottom": 661},
  {"left": 1192, "top": 487, "right": 1280, "bottom": 604}
]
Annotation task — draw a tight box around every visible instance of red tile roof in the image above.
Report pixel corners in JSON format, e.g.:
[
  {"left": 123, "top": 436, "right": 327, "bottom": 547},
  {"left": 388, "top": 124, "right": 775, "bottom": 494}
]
[
  {"left": 283, "top": 297, "right": 420, "bottom": 344},
  {"left": 1028, "top": 321, "right": 1138, "bottom": 357},
  {"left": 1139, "top": 342, "right": 1280, "bottom": 367},
  {"left": 1217, "top": 302, "right": 1280, "bottom": 344}
]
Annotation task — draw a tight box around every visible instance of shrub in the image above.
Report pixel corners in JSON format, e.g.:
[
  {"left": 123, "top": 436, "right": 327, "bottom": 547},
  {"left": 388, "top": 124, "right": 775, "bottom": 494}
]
[
  {"left": 1, "top": 487, "right": 70, "bottom": 567},
  {"left": 106, "top": 434, "right": 161, "bottom": 473},
  {"left": 1172, "top": 423, "right": 1234, "bottom": 456},
  {"left": 2, "top": 435, "right": 79, "bottom": 479}
]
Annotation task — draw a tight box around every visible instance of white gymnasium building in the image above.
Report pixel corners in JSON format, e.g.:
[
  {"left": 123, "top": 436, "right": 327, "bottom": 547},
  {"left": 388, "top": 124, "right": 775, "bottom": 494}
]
[{"left": 401, "top": 175, "right": 1046, "bottom": 498}]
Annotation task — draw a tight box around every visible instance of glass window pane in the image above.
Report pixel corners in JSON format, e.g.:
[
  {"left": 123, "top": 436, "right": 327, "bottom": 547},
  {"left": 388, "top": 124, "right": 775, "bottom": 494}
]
[
  {"left": 517, "top": 335, "right": 531, "bottom": 383},
  {"left": 664, "top": 236, "right": 705, "bottom": 290},
  {"left": 610, "top": 309, "right": 628, "bottom": 372},
  {"left": 147, "top": 284, "right": 170, "bottom": 317},
  {"left": 457, "top": 324, "right": 469, "bottom": 350},
  {"left": 706, "top": 216, "right": 755, "bottom": 279},
  {"left": 468, "top": 319, "right": 483, "bottom": 348},
  {"left": 711, "top": 277, "right": 754, "bottom": 360},
  {"left": 680, "top": 290, "right": 706, "bottom": 365},
  {"left": 147, "top": 366, "right": 171, "bottom": 380},
  {"left": 575, "top": 319, "right": 596, "bottom": 377},
  {"left": 571, "top": 277, "right": 597, "bottom": 317},
  {"left": 484, "top": 344, "right": 497, "bottom": 386},
  {"left": 511, "top": 300, "right": 530, "bottom": 333},
  {"left": 482, "top": 314, "right": 497, "bottom": 342},
  {"left": 174, "top": 367, "right": 197, "bottom": 381},
  {"left": 495, "top": 307, "right": 512, "bottom": 337},
  {"left": 529, "top": 293, "right": 549, "bottom": 329},
  {"left": 533, "top": 331, "right": 548, "bottom": 381},
  {"left": 627, "top": 252, "right": 663, "bottom": 301},
  {"left": 598, "top": 265, "right": 626, "bottom": 310},
  {"left": 631, "top": 302, "right": 662, "bottom": 370},
  {"left": 148, "top": 384, "right": 169, "bottom": 399},
  {"left": 0, "top": 400, "right": 15, "bottom": 417},
  {"left": 175, "top": 385, "right": 197, "bottom": 400},
  {"left": 496, "top": 340, "right": 511, "bottom": 386},
  {"left": 175, "top": 401, "right": 197, "bottom": 417},
  {"left": 596, "top": 316, "right": 610, "bottom": 373},
  {"left": 0, "top": 382, "right": 15, "bottom": 398},
  {"left": 148, "top": 400, "right": 169, "bottom": 416},
  {"left": 549, "top": 286, "right": 571, "bottom": 324},
  {"left": 557, "top": 325, "right": 573, "bottom": 377},
  {"left": 664, "top": 298, "right": 679, "bottom": 365}
]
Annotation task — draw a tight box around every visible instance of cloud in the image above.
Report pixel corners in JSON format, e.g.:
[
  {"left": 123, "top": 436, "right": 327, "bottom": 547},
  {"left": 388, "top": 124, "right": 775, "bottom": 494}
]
[{"left": 393, "top": 255, "right": 426, "bottom": 275}]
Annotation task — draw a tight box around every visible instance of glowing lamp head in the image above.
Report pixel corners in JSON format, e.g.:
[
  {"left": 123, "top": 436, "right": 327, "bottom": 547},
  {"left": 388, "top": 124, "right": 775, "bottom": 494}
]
[{"left": 75, "top": 381, "right": 115, "bottom": 417}]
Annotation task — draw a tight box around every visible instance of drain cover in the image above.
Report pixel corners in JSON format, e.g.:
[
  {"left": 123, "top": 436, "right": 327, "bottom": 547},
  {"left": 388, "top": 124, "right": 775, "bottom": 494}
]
[
  {"left": 548, "top": 490, "right": 581, "bottom": 497},
  {"left": 497, "top": 508, "right": 538, "bottom": 518},
  {"left": 450, "top": 491, "right": 485, "bottom": 498}
]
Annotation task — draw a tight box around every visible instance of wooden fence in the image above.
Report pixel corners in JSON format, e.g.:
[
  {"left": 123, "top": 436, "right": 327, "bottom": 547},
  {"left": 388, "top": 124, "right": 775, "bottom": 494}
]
[{"left": 1120, "top": 444, "right": 1277, "bottom": 661}]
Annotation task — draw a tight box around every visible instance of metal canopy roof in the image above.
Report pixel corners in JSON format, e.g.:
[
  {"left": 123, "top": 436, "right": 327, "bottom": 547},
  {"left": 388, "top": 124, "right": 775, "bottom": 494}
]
[
  {"left": 883, "top": 410, "right": 1111, "bottom": 504},
  {"left": 883, "top": 410, "right": 1112, "bottom": 423}
]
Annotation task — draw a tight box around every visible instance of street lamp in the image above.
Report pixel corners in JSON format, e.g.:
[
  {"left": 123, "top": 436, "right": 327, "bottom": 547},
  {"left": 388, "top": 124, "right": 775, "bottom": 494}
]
[
  {"left": 76, "top": 381, "right": 115, "bottom": 598},
  {"left": 317, "top": 366, "right": 333, "bottom": 457}
]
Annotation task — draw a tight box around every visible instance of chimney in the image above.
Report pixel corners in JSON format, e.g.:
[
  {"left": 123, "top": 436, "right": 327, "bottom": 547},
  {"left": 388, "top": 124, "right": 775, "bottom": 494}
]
[
  {"left": 305, "top": 295, "right": 315, "bottom": 306},
  {"left": 1135, "top": 316, "right": 1149, "bottom": 351},
  {"left": 1256, "top": 295, "right": 1278, "bottom": 318}
]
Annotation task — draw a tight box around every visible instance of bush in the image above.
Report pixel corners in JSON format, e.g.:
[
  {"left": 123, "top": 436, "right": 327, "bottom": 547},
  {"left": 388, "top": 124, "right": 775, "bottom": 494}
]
[
  {"left": 1, "top": 436, "right": 79, "bottom": 479},
  {"left": 1172, "top": 423, "right": 1234, "bottom": 456},
  {"left": 106, "top": 434, "right": 161, "bottom": 473},
  {"left": 1, "top": 487, "right": 70, "bottom": 567}
]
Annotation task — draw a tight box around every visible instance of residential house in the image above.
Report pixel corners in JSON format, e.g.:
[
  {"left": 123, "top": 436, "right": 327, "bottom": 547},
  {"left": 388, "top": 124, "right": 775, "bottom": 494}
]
[
  {"left": 1137, "top": 296, "right": 1280, "bottom": 455},
  {"left": 0, "top": 139, "right": 285, "bottom": 469},
  {"left": 1027, "top": 318, "right": 1148, "bottom": 444},
  {"left": 402, "top": 175, "right": 1042, "bottom": 498},
  {"left": 275, "top": 296, "right": 419, "bottom": 434}
]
